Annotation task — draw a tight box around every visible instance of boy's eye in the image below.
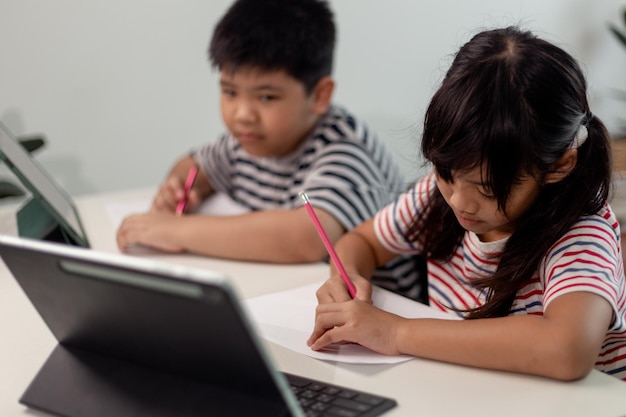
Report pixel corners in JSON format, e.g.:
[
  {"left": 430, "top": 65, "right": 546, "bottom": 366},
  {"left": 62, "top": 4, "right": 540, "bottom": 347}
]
[
  {"left": 221, "top": 88, "right": 236, "bottom": 97},
  {"left": 259, "top": 94, "right": 278, "bottom": 102}
]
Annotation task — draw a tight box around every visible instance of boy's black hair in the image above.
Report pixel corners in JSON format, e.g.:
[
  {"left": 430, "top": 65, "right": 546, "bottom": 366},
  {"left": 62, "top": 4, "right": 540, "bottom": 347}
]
[
  {"left": 208, "top": 0, "right": 335, "bottom": 93},
  {"left": 408, "top": 27, "right": 612, "bottom": 319}
]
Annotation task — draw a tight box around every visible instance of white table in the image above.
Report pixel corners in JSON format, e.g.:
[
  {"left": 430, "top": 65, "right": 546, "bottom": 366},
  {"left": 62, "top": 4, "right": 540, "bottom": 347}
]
[{"left": 1, "top": 189, "right": 626, "bottom": 417}]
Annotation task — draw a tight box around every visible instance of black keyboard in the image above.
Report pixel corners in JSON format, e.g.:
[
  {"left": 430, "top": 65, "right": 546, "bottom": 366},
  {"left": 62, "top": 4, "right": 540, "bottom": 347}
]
[{"left": 283, "top": 372, "right": 397, "bottom": 417}]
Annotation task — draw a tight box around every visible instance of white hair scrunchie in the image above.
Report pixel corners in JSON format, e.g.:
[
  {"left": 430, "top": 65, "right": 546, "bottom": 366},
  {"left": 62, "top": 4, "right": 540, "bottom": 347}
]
[{"left": 570, "top": 124, "right": 588, "bottom": 149}]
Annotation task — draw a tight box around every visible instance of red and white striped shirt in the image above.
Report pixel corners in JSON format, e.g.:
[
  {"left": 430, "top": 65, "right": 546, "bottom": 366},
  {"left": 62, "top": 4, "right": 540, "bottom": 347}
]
[{"left": 374, "top": 172, "right": 626, "bottom": 381}]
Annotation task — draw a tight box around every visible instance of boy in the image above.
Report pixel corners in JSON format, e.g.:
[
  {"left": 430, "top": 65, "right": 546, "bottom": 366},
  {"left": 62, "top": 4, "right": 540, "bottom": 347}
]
[{"left": 116, "top": 0, "right": 422, "bottom": 299}]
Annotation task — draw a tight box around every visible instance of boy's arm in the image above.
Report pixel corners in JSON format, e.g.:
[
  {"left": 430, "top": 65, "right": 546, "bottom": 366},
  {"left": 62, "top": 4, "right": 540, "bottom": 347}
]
[
  {"left": 187, "top": 206, "right": 345, "bottom": 262},
  {"left": 117, "top": 205, "right": 345, "bottom": 263}
]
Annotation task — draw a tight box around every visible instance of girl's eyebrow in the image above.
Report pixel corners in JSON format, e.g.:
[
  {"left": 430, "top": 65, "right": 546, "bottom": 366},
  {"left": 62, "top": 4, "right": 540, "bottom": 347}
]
[{"left": 453, "top": 172, "right": 484, "bottom": 186}]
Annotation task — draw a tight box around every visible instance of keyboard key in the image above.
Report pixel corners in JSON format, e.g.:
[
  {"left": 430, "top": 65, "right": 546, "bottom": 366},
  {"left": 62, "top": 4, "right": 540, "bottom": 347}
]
[{"left": 282, "top": 372, "right": 397, "bottom": 417}]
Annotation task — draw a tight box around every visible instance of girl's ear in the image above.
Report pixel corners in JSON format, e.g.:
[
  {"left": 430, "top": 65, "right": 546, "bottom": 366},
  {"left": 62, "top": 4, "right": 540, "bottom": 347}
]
[
  {"left": 311, "top": 76, "right": 334, "bottom": 115},
  {"left": 545, "top": 148, "right": 578, "bottom": 184}
]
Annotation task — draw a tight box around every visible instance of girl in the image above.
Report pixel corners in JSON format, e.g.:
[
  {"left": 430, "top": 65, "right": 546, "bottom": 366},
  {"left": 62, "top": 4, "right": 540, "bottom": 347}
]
[{"left": 307, "top": 27, "right": 626, "bottom": 381}]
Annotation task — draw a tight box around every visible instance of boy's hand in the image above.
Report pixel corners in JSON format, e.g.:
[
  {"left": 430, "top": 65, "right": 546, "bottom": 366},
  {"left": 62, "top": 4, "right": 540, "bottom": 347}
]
[
  {"left": 151, "top": 175, "right": 201, "bottom": 213},
  {"left": 307, "top": 299, "right": 403, "bottom": 356},
  {"left": 116, "top": 212, "right": 186, "bottom": 252},
  {"left": 315, "top": 273, "right": 372, "bottom": 303}
]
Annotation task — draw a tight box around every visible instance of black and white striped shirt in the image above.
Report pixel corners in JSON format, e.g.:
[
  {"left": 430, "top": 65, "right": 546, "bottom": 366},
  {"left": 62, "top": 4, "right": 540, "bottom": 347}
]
[{"left": 194, "top": 104, "right": 424, "bottom": 300}]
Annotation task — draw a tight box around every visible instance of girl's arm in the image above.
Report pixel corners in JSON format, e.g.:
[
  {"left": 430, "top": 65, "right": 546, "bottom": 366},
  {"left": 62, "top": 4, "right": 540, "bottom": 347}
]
[
  {"left": 309, "top": 290, "right": 613, "bottom": 381},
  {"left": 315, "top": 217, "right": 400, "bottom": 302}
]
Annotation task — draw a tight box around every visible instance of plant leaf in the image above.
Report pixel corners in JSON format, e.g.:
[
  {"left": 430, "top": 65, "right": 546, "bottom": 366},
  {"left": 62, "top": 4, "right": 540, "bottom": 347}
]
[{"left": 609, "top": 24, "right": 626, "bottom": 49}]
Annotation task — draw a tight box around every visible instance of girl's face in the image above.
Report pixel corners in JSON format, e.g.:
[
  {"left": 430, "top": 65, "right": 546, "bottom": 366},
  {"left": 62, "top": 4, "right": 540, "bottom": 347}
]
[{"left": 435, "top": 166, "right": 542, "bottom": 242}]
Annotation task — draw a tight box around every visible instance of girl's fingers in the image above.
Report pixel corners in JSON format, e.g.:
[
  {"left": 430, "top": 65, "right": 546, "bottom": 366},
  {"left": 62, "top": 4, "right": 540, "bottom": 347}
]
[
  {"left": 307, "top": 302, "right": 351, "bottom": 347},
  {"left": 353, "top": 279, "right": 373, "bottom": 303},
  {"left": 308, "top": 326, "right": 346, "bottom": 351},
  {"left": 316, "top": 278, "right": 351, "bottom": 303}
]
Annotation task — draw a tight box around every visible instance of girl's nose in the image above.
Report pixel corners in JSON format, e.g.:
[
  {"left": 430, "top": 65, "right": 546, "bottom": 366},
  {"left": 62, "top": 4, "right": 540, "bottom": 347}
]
[{"left": 448, "top": 188, "right": 478, "bottom": 215}]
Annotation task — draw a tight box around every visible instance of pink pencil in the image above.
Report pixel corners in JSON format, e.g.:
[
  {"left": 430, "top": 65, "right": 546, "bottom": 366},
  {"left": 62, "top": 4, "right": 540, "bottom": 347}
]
[
  {"left": 175, "top": 165, "right": 199, "bottom": 215},
  {"left": 299, "top": 191, "right": 356, "bottom": 298}
]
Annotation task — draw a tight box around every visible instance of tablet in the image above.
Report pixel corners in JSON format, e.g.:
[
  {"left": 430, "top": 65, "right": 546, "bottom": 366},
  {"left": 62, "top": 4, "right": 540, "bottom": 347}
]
[
  {"left": 0, "top": 235, "right": 397, "bottom": 417},
  {"left": 0, "top": 121, "right": 89, "bottom": 247}
]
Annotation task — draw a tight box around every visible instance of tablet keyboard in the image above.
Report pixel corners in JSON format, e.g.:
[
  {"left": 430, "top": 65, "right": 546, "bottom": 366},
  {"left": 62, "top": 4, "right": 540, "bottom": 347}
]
[{"left": 283, "top": 372, "right": 397, "bottom": 417}]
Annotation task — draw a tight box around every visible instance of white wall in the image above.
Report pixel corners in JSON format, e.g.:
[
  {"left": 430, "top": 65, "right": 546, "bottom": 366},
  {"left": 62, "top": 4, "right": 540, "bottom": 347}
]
[{"left": 1, "top": 0, "right": 625, "bottom": 196}]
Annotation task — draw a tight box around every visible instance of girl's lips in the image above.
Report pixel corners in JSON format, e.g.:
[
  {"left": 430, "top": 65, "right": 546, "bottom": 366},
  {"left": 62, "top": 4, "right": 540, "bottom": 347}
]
[{"left": 457, "top": 214, "right": 480, "bottom": 227}]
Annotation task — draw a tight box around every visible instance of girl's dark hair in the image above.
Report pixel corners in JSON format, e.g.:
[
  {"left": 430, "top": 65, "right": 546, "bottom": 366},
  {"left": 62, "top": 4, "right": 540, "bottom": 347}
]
[
  {"left": 208, "top": 0, "right": 335, "bottom": 93},
  {"left": 410, "top": 27, "right": 612, "bottom": 318}
]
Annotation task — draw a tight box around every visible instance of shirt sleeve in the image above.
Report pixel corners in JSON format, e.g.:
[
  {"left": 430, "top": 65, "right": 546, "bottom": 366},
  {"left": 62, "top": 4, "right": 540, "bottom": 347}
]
[
  {"left": 300, "top": 139, "right": 404, "bottom": 230},
  {"left": 192, "top": 134, "right": 234, "bottom": 194},
  {"left": 373, "top": 173, "right": 436, "bottom": 254},
  {"left": 541, "top": 209, "right": 624, "bottom": 328}
]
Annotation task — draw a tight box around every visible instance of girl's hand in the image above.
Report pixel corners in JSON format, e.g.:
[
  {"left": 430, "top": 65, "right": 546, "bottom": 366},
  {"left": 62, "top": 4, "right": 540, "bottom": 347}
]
[
  {"left": 315, "top": 273, "right": 373, "bottom": 303},
  {"left": 151, "top": 175, "right": 201, "bottom": 214},
  {"left": 307, "top": 300, "right": 404, "bottom": 356}
]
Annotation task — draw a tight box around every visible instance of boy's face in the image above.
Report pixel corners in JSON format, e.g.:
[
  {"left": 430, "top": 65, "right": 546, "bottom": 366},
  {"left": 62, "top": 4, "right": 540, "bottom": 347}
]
[{"left": 219, "top": 67, "right": 330, "bottom": 157}]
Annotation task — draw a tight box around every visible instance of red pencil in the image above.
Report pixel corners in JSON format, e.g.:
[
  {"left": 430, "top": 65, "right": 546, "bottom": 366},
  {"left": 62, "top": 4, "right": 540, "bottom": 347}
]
[
  {"left": 175, "top": 165, "right": 199, "bottom": 215},
  {"left": 299, "top": 191, "right": 356, "bottom": 298}
]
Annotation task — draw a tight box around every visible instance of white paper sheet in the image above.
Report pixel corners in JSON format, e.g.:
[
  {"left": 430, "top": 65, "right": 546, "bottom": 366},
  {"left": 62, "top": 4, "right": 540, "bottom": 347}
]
[
  {"left": 244, "top": 283, "right": 460, "bottom": 364},
  {"left": 105, "top": 193, "right": 250, "bottom": 229}
]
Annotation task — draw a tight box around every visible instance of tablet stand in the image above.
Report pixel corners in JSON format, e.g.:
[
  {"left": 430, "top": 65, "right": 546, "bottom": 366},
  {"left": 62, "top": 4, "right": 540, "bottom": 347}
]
[
  {"left": 21, "top": 345, "right": 284, "bottom": 417},
  {"left": 17, "top": 197, "right": 82, "bottom": 246},
  {"left": 0, "top": 136, "right": 45, "bottom": 199}
]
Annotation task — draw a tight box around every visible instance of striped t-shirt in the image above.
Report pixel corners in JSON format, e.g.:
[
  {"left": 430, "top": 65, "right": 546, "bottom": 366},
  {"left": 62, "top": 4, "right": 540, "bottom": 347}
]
[
  {"left": 193, "top": 104, "right": 423, "bottom": 299},
  {"left": 374, "top": 172, "right": 626, "bottom": 380}
]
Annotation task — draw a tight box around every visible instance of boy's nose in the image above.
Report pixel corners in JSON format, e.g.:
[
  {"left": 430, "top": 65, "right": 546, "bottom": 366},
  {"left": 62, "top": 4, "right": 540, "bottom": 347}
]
[{"left": 233, "top": 102, "right": 257, "bottom": 123}]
